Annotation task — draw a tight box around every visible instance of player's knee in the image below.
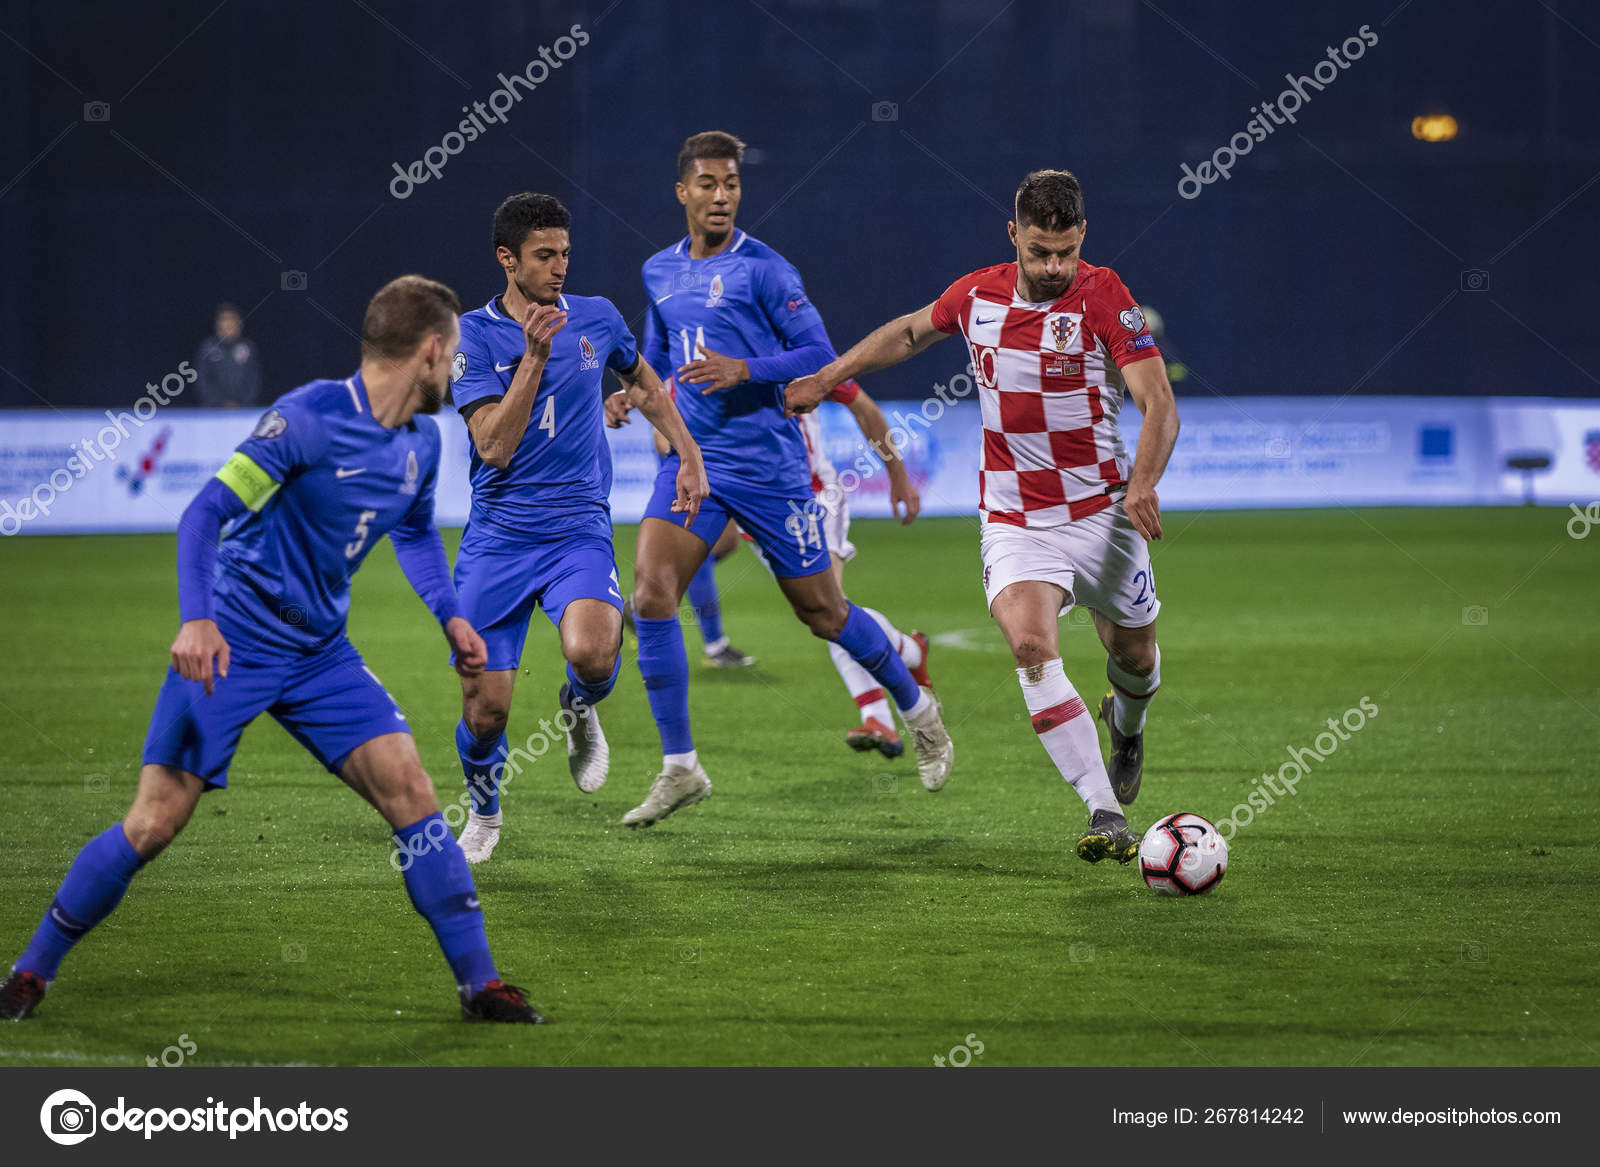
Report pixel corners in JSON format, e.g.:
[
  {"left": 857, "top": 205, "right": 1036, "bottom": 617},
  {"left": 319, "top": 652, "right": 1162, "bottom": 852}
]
[
  {"left": 799, "top": 599, "right": 848, "bottom": 641},
  {"left": 122, "top": 805, "right": 183, "bottom": 858},
  {"left": 1009, "top": 634, "right": 1055, "bottom": 668},
  {"left": 464, "top": 700, "right": 509, "bottom": 740},
  {"left": 568, "top": 640, "right": 617, "bottom": 681},
  {"left": 633, "top": 574, "right": 679, "bottom": 621},
  {"left": 1110, "top": 640, "right": 1157, "bottom": 676}
]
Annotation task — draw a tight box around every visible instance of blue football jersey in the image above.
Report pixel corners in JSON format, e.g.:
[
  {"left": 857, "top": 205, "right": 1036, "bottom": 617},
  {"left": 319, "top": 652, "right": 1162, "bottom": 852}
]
[
  {"left": 451, "top": 293, "right": 638, "bottom": 543},
  {"left": 641, "top": 230, "right": 831, "bottom": 496},
  {"left": 212, "top": 372, "right": 443, "bottom": 653}
]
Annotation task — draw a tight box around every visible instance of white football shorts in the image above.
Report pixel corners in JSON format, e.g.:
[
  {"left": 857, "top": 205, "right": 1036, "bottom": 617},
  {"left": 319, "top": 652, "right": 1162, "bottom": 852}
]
[{"left": 979, "top": 501, "right": 1160, "bottom": 628}]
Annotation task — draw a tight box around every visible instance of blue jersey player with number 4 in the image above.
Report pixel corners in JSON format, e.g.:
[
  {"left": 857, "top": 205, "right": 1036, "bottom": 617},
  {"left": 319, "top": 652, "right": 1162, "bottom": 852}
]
[
  {"left": 448, "top": 194, "right": 706, "bottom": 863},
  {"left": 1, "top": 276, "right": 545, "bottom": 1025},
  {"left": 610, "top": 131, "right": 955, "bottom": 827}
]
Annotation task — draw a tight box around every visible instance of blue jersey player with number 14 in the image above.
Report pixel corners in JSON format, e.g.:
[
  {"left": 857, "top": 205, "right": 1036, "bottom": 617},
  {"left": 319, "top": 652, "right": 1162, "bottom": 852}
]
[
  {"left": 611, "top": 131, "right": 954, "bottom": 827},
  {"left": 1, "top": 276, "right": 544, "bottom": 1024}
]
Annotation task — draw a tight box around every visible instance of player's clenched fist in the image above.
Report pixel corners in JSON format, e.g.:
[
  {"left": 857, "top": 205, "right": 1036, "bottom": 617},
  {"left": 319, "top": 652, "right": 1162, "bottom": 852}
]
[
  {"left": 171, "top": 618, "right": 230, "bottom": 696},
  {"left": 521, "top": 303, "right": 567, "bottom": 363},
  {"left": 783, "top": 373, "right": 833, "bottom": 416},
  {"left": 603, "top": 391, "right": 632, "bottom": 428},
  {"left": 445, "top": 617, "right": 488, "bottom": 679}
]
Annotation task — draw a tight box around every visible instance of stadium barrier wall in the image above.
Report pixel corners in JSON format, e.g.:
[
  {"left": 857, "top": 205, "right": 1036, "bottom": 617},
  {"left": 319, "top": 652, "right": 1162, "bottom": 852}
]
[{"left": 1, "top": 396, "right": 1597, "bottom": 535}]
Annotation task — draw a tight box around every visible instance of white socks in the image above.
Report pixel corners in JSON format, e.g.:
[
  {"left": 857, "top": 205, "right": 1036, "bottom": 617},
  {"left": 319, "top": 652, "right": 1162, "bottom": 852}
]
[
  {"left": 664, "top": 750, "right": 699, "bottom": 772},
  {"left": 1106, "top": 646, "right": 1160, "bottom": 735},
  {"left": 1018, "top": 658, "right": 1117, "bottom": 815}
]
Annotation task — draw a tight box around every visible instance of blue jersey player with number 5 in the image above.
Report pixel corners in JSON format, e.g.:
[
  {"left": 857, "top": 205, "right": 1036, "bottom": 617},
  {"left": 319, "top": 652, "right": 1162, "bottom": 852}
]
[
  {"left": 448, "top": 194, "right": 706, "bottom": 863},
  {"left": 1, "top": 277, "right": 546, "bottom": 1024},
  {"left": 610, "top": 131, "right": 955, "bottom": 827}
]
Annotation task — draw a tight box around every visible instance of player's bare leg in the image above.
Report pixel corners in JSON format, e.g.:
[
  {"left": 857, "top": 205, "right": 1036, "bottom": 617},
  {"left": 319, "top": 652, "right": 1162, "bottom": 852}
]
[
  {"left": 991, "top": 581, "right": 1137, "bottom": 863},
  {"left": 624, "top": 517, "right": 717, "bottom": 826},
  {"left": 457, "top": 669, "right": 516, "bottom": 862},
  {"left": 778, "top": 568, "right": 951, "bottom": 789},
  {"left": 342, "top": 733, "right": 542, "bottom": 1022},
  {"left": 1093, "top": 613, "right": 1160, "bottom": 805},
  {"left": 557, "top": 598, "right": 622, "bottom": 793},
  {"left": 822, "top": 555, "right": 929, "bottom": 761}
]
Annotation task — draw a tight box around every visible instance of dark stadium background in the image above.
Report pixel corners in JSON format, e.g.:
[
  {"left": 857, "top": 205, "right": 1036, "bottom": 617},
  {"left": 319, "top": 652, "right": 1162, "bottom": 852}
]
[{"left": 2, "top": 0, "right": 1595, "bottom": 409}]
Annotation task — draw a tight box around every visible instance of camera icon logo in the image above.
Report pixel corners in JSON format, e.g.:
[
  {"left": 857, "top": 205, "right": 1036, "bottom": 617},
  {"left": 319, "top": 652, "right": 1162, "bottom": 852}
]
[
  {"left": 281, "top": 270, "right": 308, "bottom": 292},
  {"left": 279, "top": 603, "right": 308, "bottom": 627},
  {"left": 1459, "top": 269, "right": 1490, "bottom": 292},
  {"left": 1461, "top": 605, "right": 1489, "bottom": 627},
  {"left": 40, "top": 1088, "right": 97, "bottom": 1145},
  {"left": 673, "top": 270, "right": 701, "bottom": 291},
  {"left": 82, "top": 102, "right": 111, "bottom": 123},
  {"left": 84, "top": 774, "right": 109, "bottom": 794},
  {"left": 1264, "top": 436, "right": 1292, "bottom": 459},
  {"left": 871, "top": 773, "right": 898, "bottom": 794},
  {"left": 871, "top": 100, "right": 899, "bottom": 122},
  {"left": 674, "top": 940, "right": 700, "bottom": 963}
]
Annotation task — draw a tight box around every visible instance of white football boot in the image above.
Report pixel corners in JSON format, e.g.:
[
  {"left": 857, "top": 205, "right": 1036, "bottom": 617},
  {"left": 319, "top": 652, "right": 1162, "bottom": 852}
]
[
  {"left": 562, "top": 683, "right": 610, "bottom": 793},
  {"left": 905, "top": 688, "right": 954, "bottom": 791},
  {"left": 621, "top": 761, "right": 712, "bottom": 828},
  {"left": 457, "top": 810, "right": 502, "bottom": 864}
]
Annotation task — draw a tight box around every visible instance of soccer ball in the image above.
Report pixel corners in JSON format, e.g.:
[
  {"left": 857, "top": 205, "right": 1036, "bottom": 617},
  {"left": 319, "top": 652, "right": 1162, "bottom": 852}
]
[{"left": 1138, "top": 813, "right": 1228, "bottom": 896}]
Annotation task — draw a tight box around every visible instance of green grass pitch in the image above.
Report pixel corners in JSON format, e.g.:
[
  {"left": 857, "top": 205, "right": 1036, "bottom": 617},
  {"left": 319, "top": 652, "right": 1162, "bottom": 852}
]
[{"left": 1, "top": 508, "right": 1596, "bottom": 1066}]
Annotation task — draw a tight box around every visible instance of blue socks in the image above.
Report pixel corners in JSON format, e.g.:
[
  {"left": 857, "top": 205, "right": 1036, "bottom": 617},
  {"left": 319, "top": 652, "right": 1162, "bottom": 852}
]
[
  {"left": 455, "top": 720, "right": 506, "bottom": 816},
  {"left": 393, "top": 812, "right": 496, "bottom": 995},
  {"left": 686, "top": 558, "right": 724, "bottom": 647},
  {"left": 17, "top": 824, "right": 147, "bottom": 982},
  {"left": 835, "top": 602, "right": 921, "bottom": 711},
  {"left": 635, "top": 615, "right": 694, "bottom": 755},
  {"left": 565, "top": 654, "right": 620, "bottom": 708}
]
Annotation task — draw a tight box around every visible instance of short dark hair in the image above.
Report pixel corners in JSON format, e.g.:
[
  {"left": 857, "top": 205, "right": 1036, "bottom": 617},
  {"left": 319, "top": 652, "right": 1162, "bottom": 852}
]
[
  {"left": 1015, "top": 170, "right": 1086, "bottom": 233},
  {"left": 492, "top": 192, "right": 571, "bottom": 257},
  {"left": 677, "top": 130, "right": 745, "bottom": 180},
  {"left": 361, "top": 274, "right": 461, "bottom": 362},
  {"left": 215, "top": 302, "right": 239, "bottom": 318}
]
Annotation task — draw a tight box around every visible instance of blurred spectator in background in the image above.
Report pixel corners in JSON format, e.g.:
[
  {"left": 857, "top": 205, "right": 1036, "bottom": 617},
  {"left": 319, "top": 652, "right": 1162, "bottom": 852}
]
[{"left": 194, "top": 303, "right": 262, "bottom": 408}]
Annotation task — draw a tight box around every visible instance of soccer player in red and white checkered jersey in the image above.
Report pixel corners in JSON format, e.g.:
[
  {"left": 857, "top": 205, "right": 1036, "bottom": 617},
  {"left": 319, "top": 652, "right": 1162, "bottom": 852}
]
[{"left": 786, "top": 170, "right": 1180, "bottom": 865}]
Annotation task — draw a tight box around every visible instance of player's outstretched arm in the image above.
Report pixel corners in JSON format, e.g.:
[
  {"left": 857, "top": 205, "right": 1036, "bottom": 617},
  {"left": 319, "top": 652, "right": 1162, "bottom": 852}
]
[
  {"left": 466, "top": 302, "right": 566, "bottom": 468},
  {"left": 615, "top": 357, "right": 708, "bottom": 521},
  {"left": 1119, "top": 356, "right": 1180, "bottom": 541},
  {"left": 786, "top": 303, "right": 947, "bottom": 416},
  {"left": 845, "top": 386, "right": 920, "bottom": 525}
]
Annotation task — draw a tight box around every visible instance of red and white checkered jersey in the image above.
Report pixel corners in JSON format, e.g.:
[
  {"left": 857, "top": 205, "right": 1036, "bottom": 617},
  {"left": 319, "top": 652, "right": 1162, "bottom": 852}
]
[
  {"left": 797, "top": 379, "right": 860, "bottom": 493},
  {"left": 930, "top": 261, "right": 1161, "bottom": 527}
]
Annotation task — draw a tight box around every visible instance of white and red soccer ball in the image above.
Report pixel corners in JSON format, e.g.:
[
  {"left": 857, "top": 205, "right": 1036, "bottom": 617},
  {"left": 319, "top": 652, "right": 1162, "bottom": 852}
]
[{"left": 1138, "top": 813, "right": 1228, "bottom": 896}]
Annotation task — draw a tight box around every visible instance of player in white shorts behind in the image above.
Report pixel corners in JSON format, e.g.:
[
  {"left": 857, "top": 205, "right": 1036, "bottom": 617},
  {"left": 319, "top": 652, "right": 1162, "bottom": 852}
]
[
  {"left": 766, "top": 378, "right": 933, "bottom": 759},
  {"left": 785, "top": 169, "right": 1179, "bottom": 865}
]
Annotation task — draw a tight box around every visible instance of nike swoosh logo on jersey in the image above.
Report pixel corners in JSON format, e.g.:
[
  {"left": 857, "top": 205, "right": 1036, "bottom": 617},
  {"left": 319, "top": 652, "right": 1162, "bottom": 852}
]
[
  {"left": 974, "top": 315, "right": 1000, "bottom": 325},
  {"left": 494, "top": 361, "right": 518, "bottom": 372},
  {"left": 335, "top": 467, "right": 365, "bottom": 478}
]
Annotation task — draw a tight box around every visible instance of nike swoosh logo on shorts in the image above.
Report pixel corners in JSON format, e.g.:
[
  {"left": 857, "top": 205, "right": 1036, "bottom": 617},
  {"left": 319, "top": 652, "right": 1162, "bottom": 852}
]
[{"left": 335, "top": 468, "right": 365, "bottom": 478}]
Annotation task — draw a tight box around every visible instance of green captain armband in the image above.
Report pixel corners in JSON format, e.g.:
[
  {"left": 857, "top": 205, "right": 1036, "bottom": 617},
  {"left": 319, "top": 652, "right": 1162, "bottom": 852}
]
[{"left": 215, "top": 452, "right": 281, "bottom": 512}]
